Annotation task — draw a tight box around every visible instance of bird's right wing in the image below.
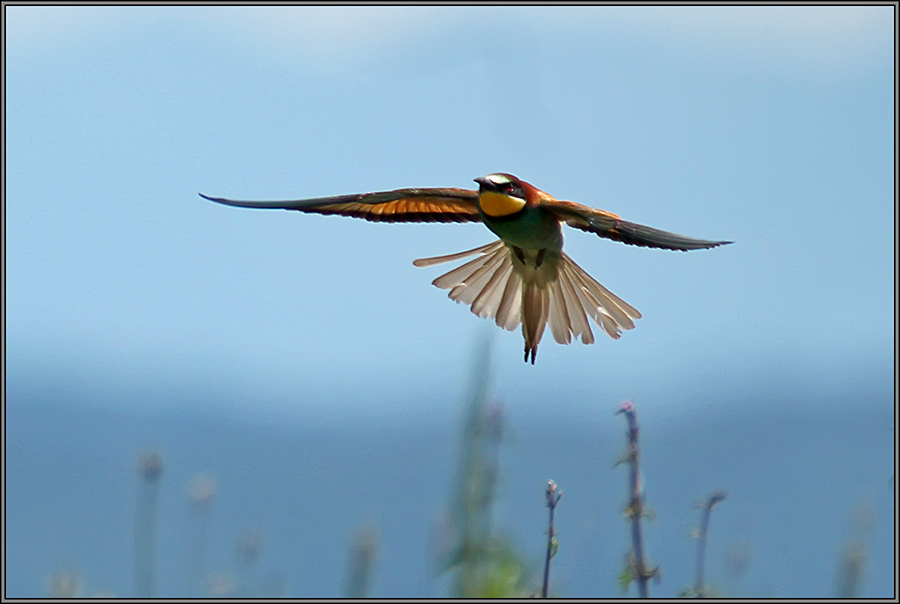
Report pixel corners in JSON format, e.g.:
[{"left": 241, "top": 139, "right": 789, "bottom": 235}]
[
  {"left": 542, "top": 199, "right": 732, "bottom": 251},
  {"left": 200, "top": 187, "right": 482, "bottom": 224}
]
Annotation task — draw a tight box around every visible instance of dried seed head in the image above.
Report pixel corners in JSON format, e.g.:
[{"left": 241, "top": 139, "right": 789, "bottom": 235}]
[{"left": 137, "top": 451, "right": 164, "bottom": 482}]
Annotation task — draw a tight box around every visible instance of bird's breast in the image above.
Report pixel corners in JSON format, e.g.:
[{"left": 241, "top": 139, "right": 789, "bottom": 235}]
[{"left": 481, "top": 206, "right": 563, "bottom": 253}]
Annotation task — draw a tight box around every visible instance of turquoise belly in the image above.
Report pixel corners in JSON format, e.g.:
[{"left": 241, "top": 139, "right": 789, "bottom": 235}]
[{"left": 481, "top": 206, "right": 563, "bottom": 252}]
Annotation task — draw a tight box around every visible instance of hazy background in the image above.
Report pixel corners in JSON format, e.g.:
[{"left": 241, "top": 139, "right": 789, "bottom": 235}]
[{"left": 5, "top": 5, "right": 895, "bottom": 598}]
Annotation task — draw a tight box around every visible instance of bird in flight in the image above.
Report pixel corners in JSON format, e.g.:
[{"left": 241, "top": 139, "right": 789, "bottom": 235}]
[{"left": 201, "top": 173, "right": 730, "bottom": 363}]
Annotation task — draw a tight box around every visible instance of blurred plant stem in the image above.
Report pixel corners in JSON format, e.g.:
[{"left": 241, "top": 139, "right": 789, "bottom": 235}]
[
  {"left": 834, "top": 499, "right": 875, "bottom": 598},
  {"left": 235, "top": 524, "right": 265, "bottom": 597},
  {"left": 344, "top": 525, "right": 378, "bottom": 598},
  {"left": 687, "top": 490, "right": 728, "bottom": 598},
  {"left": 541, "top": 479, "right": 562, "bottom": 598},
  {"left": 134, "top": 451, "right": 163, "bottom": 598},
  {"left": 444, "top": 332, "right": 529, "bottom": 598},
  {"left": 616, "top": 401, "right": 655, "bottom": 597},
  {"left": 47, "top": 567, "right": 82, "bottom": 598},
  {"left": 183, "top": 475, "right": 216, "bottom": 596}
]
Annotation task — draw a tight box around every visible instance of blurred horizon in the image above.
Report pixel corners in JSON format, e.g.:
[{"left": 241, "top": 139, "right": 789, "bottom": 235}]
[
  {"left": 5, "top": 366, "right": 895, "bottom": 598},
  {"left": 6, "top": 331, "right": 894, "bottom": 426}
]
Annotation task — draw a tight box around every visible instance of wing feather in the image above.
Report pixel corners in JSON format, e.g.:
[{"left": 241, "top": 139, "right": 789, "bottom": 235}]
[
  {"left": 200, "top": 188, "right": 481, "bottom": 224},
  {"left": 542, "top": 199, "right": 732, "bottom": 251}
]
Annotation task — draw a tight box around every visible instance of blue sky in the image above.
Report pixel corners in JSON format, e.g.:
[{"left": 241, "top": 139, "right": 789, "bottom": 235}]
[{"left": 6, "top": 5, "right": 895, "bottom": 421}]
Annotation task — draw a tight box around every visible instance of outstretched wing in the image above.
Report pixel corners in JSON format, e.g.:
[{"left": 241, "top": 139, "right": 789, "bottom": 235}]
[
  {"left": 542, "top": 199, "right": 732, "bottom": 251},
  {"left": 200, "top": 187, "right": 482, "bottom": 224}
]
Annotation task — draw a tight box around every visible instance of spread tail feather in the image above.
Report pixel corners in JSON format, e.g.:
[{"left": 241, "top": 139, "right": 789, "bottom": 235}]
[{"left": 415, "top": 241, "right": 640, "bottom": 363}]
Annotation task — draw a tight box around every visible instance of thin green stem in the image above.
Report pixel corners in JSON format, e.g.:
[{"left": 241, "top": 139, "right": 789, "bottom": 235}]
[
  {"left": 541, "top": 480, "right": 562, "bottom": 598},
  {"left": 694, "top": 491, "right": 727, "bottom": 596}
]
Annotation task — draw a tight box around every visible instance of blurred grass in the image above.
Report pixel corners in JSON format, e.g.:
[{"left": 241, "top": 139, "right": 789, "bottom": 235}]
[
  {"left": 134, "top": 451, "right": 163, "bottom": 598},
  {"left": 441, "top": 333, "right": 532, "bottom": 598},
  {"left": 344, "top": 526, "right": 378, "bottom": 598},
  {"left": 39, "top": 337, "right": 885, "bottom": 597}
]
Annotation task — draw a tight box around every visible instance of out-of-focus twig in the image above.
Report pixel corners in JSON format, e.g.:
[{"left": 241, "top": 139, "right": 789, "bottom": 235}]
[
  {"left": 345, "top": 525, "right": 379, "bottom": 598},
  {"left": 693, "top": 490, "right": 728, "bottom": 597},
  {"left": 134, "top": 451, "right": 164, "bottom": 598},
  {"left": 442, "top": 333, "right": 528, "bottom": 598},
  {"left": 834, "top": 500, "right": 875, "bottom": 598},
  {"left": 184, "top": 475, "right": 216, "bottom": 596},
  {"left": 541, "top": 479, "right": 562, "bottom": 598},
  {"left": 616, "top": 401, "right": 655, "bottom": 598}
]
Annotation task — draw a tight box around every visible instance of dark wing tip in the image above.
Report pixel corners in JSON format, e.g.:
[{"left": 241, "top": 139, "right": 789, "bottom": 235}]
[
  {"left": 199, "top": 193, "right": 293, "bottom": 209},
  {"left": 693, "top": 239, "right": 734, "bottom": 250},
  {"left": 610, "top": 219, "right": 734, "bottom": 251},
  {"left": 676, "top": 238, "right": 734, "bottom": 251},
  {"left": 199, "top": 192, "right": 231, "bottom": 204}
]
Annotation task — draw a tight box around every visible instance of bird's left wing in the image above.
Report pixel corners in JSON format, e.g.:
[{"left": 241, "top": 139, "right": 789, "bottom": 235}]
[
  {"left": 542, "top": 199, "right": 732, "bottom": 251},
  {"left": 200, "top": 187, "right": 482, "bottom": 224}
]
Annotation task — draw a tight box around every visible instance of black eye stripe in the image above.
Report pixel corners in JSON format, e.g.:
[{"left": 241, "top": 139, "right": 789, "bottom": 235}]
[{"left": 480, "top": 176, "right": 524, "bottom": 199}]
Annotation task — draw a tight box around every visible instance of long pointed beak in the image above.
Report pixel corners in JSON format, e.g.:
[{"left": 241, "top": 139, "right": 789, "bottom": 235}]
[{"left": 473, "top": 176, "right": 489, "bottom": 187}]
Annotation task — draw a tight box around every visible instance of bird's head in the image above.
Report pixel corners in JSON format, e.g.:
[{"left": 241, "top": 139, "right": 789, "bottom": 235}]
[{"left": 474, "top": 173, "right": 528, "bottom": 217}]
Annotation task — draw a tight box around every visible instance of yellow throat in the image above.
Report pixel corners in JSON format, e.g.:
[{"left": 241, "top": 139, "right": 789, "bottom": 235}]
[{"left": 479, "top": 191, "right": 527, "bottom": 217}]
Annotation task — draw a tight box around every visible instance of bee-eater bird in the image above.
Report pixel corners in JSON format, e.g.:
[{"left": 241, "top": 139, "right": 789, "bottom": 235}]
[{"left": 201, "top": 173, "right": 730, "bottom": 363}]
